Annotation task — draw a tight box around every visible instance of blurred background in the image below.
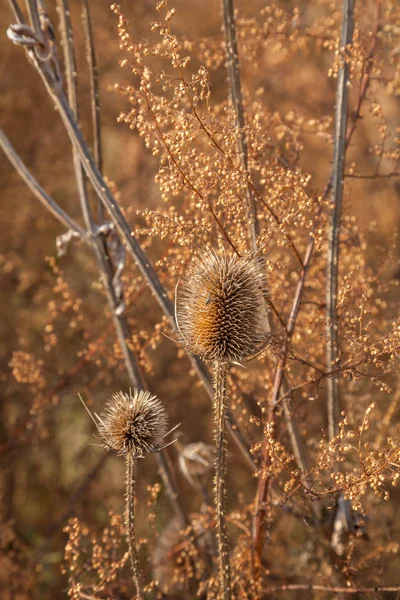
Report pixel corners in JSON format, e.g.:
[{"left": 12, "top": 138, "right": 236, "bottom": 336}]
[{"left": 1, "top": 0, "right": 400, "bottom": 597}]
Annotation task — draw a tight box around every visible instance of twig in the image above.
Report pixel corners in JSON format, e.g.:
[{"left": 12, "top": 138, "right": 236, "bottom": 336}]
[
  {"left": 81, "top": 0, "right": 103, "bottom": 222},
  {"left": 326, "top": 0, "right": 355, "bottom": 442},
  {"left": 345, "top": 171, "right": 400, "bottom": 179},
  {"left": 221, "top": 0, "right": 259, "bottom": 251},
  {"left": 263, "top": 584, "right": 400, "bottom": 595}
]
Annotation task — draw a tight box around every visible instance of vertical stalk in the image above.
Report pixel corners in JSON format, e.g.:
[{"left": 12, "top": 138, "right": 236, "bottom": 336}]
[
  {"left": 214, "top": 360, "right": 231, "bottom": 600},
  {"left": 126, "top": 453, "right": 144, "bottom": 600},
  {"left": 221, "top": 0, "right": 259, "bottom": 250},
  {"left": 326, "top": 0, "right": 355, "bottom": 442},
  {"left": 326, "top": 0, "right": 355, "bottom": 554}
]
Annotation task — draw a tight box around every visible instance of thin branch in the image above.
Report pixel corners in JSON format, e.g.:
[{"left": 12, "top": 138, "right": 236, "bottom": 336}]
[
  {"left": 221, "top": 0, "right": 259, "bottom": 251},
  {"left": 81, "top": 0, "right": 103, "bottom": 222},
  {"left": 25, "top": 0, "right": 41, "bottom": 38},
  {"left": 326, "top": 0, "right": 355, "bottom": 442},
  {"left": 264, "top": 584, "right": 400, "bottom": 595},
  {"left": 345, "top": 171, "right": 400, "bottom": 179},
  {"left": 8, "top": 0, "right": 24, "bottom": 24},
  {"left": 0, "top": 128, "right": 84, "bottom": 236},
  {"left": 81, "top": 0, "right": 102, "bottom": 173}
]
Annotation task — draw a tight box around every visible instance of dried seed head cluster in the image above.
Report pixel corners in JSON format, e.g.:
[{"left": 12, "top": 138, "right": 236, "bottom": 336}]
[
  {"left": 97, "top": 389, "right": 168, "bottom": 456},
  {"left": 177, "top": 251, "right": 269, "bottom": 363}
]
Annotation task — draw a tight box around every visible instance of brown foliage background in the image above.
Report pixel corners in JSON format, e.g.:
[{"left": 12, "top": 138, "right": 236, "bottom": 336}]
[{"left": 1, "top": 0, "right": 400, "bottom": 598}]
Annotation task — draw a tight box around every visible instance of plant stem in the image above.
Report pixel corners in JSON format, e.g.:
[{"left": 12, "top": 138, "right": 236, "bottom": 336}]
[
  {"left": 326, "top": 0, "right": 355, "bottom": 555},
  {"left": 221, "top": 0, "right": 259, "bottom": 251},
  {"left": 326, "top": 0, "right": 355, "bottom": 442},
  {"left": 214, "top": 360, "right": 231, "bottom": 600},
  {"left": 126, "top": 453, "right": 144, "bottom": 600}
]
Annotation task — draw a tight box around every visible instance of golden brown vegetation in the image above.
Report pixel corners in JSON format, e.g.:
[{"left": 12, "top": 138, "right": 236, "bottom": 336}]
[{"left": 1, "top": 0, "right": 400, "bottom": 598}]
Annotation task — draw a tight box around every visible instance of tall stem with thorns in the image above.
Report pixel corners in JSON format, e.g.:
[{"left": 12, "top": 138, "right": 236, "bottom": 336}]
[
  {"left": 214, "top": 360, "right": 231, "bottom": 599},
  {"left": 125, "top": 454, "right": 144, "bottom": 600}
]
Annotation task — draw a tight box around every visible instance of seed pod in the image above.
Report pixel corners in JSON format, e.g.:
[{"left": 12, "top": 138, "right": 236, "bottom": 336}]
[
  {"left": 97, "top": 389, "right": 168, "bottom": 457},
  {"left": 177, "top": 251, "right": 269, "bottom": 363}
]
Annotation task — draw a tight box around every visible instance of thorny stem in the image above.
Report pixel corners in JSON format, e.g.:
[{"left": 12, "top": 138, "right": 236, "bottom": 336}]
[
  {"left": 214, "top": 360, "right": 231, "bottom": 600},
  {"left": 326, "top": 0, "right": 355, "bottom": 442},
  {"left": 126, "top": 454, "right": 144, "bottom": 600}
]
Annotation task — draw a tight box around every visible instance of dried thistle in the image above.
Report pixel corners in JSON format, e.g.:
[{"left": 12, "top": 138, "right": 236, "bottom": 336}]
[
  {"left": 97, "top": 389, "right": 168, "bottom": 457},
  {"left": 89, "top": 389, "right": 168, "bottom": 600},
  {"left": 176, "top": 250, "right": 269, "bottom": 599},
  {"left": 176, "top": 250, "right": 269, "bottom": 364}
]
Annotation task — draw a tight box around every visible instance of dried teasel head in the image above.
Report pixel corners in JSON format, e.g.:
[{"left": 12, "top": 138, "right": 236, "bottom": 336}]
[
  {"left": 176, "top": 251, "right": 270, "bottom": 363},
  {"left": 178, "top": 441, "right": 214, "bottom": 488},
  {"left": 96, "top": 389, "right": 168, "bottom": 457}
]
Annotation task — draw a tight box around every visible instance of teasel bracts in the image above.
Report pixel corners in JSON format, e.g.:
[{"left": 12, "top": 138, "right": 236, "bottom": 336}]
[
  {"left": 177, "top": 251, "right": 269, "bottom": 363},
  {"left": 97, "top": 389, "right": 168, "bottom": 457}
]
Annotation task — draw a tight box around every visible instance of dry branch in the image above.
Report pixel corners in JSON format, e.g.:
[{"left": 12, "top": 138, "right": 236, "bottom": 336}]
[
  {"left": 326, "top": 0, "right": 355, "bottom": 442},
  {"left": 221, "top": 0, "right": 259, "bottom": 250}
]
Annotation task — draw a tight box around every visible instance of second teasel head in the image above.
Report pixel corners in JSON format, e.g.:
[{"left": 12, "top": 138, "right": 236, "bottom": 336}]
[
  {"left": 176, "top": 251, "right": 270, "bottom": 363},
  {"left": 97, "top": 389, "right": 168, "bottom": 457}
]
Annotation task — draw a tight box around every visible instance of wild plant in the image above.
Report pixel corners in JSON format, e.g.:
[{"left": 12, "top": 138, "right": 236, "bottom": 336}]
[{"left": 1, "top": 0, "right": 400, "bottom": 599}]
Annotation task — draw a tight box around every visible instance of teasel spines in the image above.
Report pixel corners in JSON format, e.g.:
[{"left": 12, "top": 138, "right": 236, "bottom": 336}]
[
  {"left": 97, "top": 389, "right": 168, "bottom": 457},
  {"left": 177, "top": 250, "right": 269, "bottom": 363}
]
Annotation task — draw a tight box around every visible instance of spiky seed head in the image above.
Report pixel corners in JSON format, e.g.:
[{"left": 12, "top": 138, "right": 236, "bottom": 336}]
[
  {"left": 177, "top": 251, "right": 269, "bottom": 363},
  {"left": 97, "top": 389, "right": 168, "bottom": 457}
]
